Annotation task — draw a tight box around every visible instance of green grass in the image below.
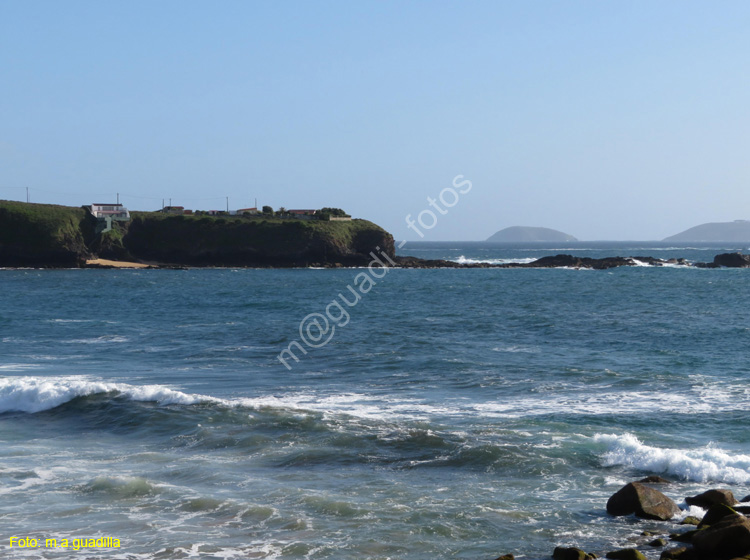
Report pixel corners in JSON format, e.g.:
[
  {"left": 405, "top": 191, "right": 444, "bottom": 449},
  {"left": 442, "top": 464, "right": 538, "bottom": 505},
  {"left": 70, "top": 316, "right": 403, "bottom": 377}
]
[{"left": 0, "top": 200, "right": 87, "bottom": 250}]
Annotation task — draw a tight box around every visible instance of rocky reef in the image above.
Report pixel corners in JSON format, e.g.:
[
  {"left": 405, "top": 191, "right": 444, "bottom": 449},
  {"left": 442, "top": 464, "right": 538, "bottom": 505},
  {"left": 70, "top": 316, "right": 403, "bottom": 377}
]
[
  {"left": 491, "top": 480, "right": 750, "bottom": 560},
  {"left": 395, "top": 253, "right": 750, "bottom": 270}
]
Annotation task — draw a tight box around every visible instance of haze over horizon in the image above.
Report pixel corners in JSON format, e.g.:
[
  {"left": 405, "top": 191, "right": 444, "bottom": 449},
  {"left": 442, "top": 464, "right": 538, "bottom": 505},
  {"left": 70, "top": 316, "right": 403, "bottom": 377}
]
[{"left": 2, "top": 1, "right": 749, "bottom": 242}]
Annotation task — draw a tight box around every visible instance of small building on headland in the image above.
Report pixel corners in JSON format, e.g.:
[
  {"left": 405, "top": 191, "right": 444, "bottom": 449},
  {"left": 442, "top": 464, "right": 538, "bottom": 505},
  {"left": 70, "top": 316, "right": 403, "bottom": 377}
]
[
  {"left": 160, "top": 206, "right": 186, "bottom": 215},
  {"left": 234, "top": 207, "right": 259, "bottom": 215},
  {"left": 91, "top": 203, "right": 130, "bottom": 220},
  {"left": 288, "top": 209, "right": 317, "bottom": 220},
  {"left": 90, "top": 203, "right": 130, "bottom": 234}
]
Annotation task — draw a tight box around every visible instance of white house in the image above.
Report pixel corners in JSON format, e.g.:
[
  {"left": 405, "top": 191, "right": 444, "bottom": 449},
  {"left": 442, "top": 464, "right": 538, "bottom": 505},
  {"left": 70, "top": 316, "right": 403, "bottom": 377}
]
[{"left": 91, "top": 203, "right": 130, "bottom": 221}]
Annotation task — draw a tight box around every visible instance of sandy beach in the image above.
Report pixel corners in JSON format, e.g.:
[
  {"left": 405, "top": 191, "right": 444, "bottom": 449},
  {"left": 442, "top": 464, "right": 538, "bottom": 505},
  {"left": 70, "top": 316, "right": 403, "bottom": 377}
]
[{"left": 85, "top": 258, "right": 152, "bottom": 269}]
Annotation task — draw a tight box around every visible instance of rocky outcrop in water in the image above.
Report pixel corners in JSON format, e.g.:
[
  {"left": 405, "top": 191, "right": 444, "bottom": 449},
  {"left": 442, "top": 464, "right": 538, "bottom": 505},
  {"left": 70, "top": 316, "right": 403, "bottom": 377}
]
[
  {"left": 694, "top": 252, "right": 750, "bottom": 268},
  {"left": 394, "top": 254, "right": 688, "bottom": 269},
  {"left": 492, "top": 481, "right": 750, "bottom": 560}
]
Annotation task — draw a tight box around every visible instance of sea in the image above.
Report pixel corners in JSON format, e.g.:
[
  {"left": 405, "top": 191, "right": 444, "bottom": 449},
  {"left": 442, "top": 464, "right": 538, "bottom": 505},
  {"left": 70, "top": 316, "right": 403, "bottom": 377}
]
[{"left": 2, "top": 241, "right": 750, "bottom": 559}]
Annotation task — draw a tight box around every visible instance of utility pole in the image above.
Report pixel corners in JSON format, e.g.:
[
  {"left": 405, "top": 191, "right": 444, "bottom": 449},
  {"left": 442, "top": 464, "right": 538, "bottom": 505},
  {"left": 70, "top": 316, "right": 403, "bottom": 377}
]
[
  {"left": 26, "top": 187, "right": 29, "bottom": 203},
  {"left": 162, "top": 198, "right": 165, "bottom": 210},
  {"left": 226, "top": 197, "right": 229, "bottom": 213},
  {"left": 117, "top": 192, "right": 119, "bottom": 204}
]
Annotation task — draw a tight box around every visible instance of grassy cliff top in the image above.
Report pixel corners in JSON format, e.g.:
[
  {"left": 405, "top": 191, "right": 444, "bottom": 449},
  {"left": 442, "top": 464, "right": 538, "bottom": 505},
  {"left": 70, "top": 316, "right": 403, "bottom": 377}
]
[
  {"left": 0, "top": 200, "right": 88, "bottom": 248},
  {"left": 129, "top": 211, "right": 386, "bottom": 243}
]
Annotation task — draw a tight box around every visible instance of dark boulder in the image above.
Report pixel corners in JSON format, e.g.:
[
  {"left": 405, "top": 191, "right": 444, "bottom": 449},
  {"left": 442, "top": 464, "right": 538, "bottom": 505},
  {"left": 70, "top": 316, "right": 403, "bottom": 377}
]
[
  {"left": 494, "top": 555, "right": 514, "bottom": 560},
  {"left": 553, "top": 547, "right": 595, "bottom": 560},
  {"left": 685, "top": 489, "right": 738, "bottom": 509},
  {"left": 529, "top": 255, "right": 585, "bottom": 268},
  {"left": 605, "top": 549, "right": 645, "bottom": 560},
  {"left": 692, "top": 514, "right": 750, "bottom": 558},
  {"left": 669, "top": 530, "right": 698, "bottom": 543},
  {"left": 698, "top": 503, "right": 738, "bottom": 528},
  {"left": 648, "top": 538, "right": 668, "bottom": 547},
  {"left": 712, "top": 252, "right": 750, "bottom": 268},
  {"left": 639, "top": 476, "right": 672, "bottom": 484},
  {"left": 659, "top": 547, "right": 697, "bottom": 560},
  {"left": 607, "top": 482, "right": 681, "bottom": 520}
]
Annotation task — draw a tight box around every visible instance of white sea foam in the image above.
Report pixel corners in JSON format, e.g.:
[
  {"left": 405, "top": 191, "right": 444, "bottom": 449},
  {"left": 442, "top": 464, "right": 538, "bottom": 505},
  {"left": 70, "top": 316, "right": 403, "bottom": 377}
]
[
  {"left": 0, "top": 364, "right": 42, "bottom": 371},
  {"left": 594, "top": 433, "right": 750, "bottom": 484},
  {"left": 491, "top": 345, "right": 541, "bottom": 353},
  {"left": 0, "top": 377, "right": 216, "bottom": 413},
  {"left": 629, "top": 258, "right": 692, "bottom": 268},
  {"left": 64, "top": 335, "right": 129, "bottom": 344},
  {"left": 3, "top": 375, "right": 748, "bottom": 424},
  {"left": 454, "top": 256, "right": 536, "bottom": 265}
]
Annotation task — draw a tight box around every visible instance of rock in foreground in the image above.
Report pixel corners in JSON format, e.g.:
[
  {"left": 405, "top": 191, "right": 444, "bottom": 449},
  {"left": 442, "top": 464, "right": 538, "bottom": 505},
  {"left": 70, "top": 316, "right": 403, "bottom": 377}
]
[
  {"left": 606, "top": 482, "right": 681, "bottom": 520},
  {"left": 692, "top": 514, "right": 750, "bottom": 558}
]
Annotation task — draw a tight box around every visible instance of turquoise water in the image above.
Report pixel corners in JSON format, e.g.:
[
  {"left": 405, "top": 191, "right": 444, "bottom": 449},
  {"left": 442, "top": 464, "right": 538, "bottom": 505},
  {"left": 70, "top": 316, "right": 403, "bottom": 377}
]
[{"left": 2, "top": 243, "right": 750, "bottom": 559}]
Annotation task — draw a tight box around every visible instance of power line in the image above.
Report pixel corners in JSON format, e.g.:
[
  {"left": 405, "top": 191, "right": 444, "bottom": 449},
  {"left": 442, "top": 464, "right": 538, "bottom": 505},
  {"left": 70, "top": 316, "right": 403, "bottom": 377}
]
[{"left": 1, "top": 186, "right": 255, "bottom": 209}]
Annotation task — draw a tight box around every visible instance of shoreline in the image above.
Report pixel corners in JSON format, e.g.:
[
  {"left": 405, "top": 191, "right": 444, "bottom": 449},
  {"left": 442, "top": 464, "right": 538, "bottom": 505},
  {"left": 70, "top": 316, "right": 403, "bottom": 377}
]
[
  {"left": 506, "top": 480, "right": 750, "bottom": 560},
  {"left": 2, "top": 251, "right": 748, "bottom": 270}
]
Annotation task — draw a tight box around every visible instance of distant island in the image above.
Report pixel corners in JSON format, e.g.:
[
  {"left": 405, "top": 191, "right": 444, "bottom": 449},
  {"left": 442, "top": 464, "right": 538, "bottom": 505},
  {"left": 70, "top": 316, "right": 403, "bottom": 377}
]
[
  {"left": 0, "top": 200, "right": 394, "bottom": 268},
  {"left": 663, "top": 220, "right": 750, "bottom": 242},
  {"left": 486, "top": 226, "right": 578, "bottom": 242}
]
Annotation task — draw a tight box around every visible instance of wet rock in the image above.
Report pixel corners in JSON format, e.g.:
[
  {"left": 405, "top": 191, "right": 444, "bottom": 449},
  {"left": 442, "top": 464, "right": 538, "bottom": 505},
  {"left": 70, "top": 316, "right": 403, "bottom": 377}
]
[
  {"left": 607, "top": 482, "right": 681, "bottom": 520},
  {"left": 670, "top": 530, "right": 698, "bottom": 543},
  {"left": 712, "top": 253, "right": 750, "bottom": 268},
  {"left": 605, "top": 549, "right": 646, "bottom": 560},
  {"left": 648, "top": 538, "right": 668, "bottom": 547},
  {"left": 680, "top": 516, "right": 701, "bottom": 526},
  {"left": 741, "top": 495, "right": 750, "bottom": 503},
  {"left": 698, "top": 503, "right": 738, "bottom": 528},
  {"left": 686, "top": 489, "right": 738, "bottom": 509},
  {"left": 494, "top": 554, "right": 514, "bottom": 560},
  {"left": 692, "top": 514, "right": 750, "bottom": 558},
  {"left": 639, "top": 476, "right": 672, "bottom": 484},
  {"left": 659, "top": 546, "right": 698, "bottom": 560},
  {"left": 553, "top": 546, "right": 595, "bottom": 560}
]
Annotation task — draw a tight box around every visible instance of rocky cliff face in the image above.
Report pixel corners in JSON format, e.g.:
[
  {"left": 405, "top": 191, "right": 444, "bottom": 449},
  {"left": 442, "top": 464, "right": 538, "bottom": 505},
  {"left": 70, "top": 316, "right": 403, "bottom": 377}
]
[
  {"left": 122, "top": 213, "right": 395, "bottom": 266},
  {"left": 0, "top": 201, "right": 92, "bottom": 267}
]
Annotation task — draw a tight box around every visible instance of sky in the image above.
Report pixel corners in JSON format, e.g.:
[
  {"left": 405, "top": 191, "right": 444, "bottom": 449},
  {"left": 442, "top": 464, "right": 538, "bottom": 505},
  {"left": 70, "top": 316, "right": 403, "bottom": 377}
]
[{"left": 1, "top": 1, "right": 749, "bottom": 241}]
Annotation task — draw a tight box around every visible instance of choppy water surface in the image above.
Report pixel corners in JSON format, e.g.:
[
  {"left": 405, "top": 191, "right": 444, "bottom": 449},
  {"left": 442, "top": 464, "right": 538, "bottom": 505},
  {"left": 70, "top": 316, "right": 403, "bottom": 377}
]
[{"left": 2, "top": 243, "right": 750, "bottom": 559}]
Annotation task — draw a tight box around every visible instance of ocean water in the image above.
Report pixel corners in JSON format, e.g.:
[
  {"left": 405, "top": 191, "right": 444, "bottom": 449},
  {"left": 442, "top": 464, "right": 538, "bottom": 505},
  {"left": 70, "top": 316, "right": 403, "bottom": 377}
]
[{"left": 2, "top": 242, "right": 750, "bottom": 559}]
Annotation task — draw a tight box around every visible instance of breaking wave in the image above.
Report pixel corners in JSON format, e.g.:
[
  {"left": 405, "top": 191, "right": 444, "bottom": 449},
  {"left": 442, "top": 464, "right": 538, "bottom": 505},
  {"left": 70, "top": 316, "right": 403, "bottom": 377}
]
[
  {"left": 594, "top": 433, "right": 750, "bottom": 484},
  {"left": 0, "top": 376, "right": 214, "bottom": 414}
]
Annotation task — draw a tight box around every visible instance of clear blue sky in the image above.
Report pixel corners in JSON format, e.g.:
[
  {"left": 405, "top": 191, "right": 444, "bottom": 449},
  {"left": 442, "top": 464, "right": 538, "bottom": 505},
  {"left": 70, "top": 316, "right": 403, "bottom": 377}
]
[{"left": 1, "top": 1, "right": 749, "bottom": 240}]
